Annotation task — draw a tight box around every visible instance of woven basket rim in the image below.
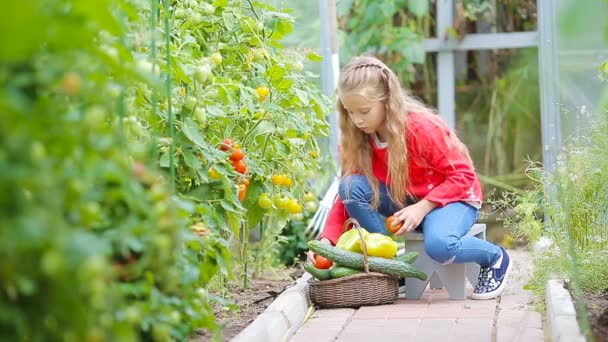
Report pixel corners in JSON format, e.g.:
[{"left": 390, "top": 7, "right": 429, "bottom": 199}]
[{"left": 308, "top": 271, "right": 397, "bottom": 285}]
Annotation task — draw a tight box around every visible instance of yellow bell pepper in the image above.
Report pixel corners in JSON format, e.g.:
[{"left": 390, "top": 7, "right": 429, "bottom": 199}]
[
  {"left": 336, "top": 229, "right": 398, "bottom": 259},
  {"left": 362, "top": 233, "right": 398, "bottom": 259},
  {"left": 336, "top": 228, "right": 369, "bottom": 253}
]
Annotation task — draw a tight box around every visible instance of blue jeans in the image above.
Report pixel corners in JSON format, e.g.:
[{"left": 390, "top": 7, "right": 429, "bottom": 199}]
[{"left": 338, "top": 175, "right": 501, "bottom": 267}]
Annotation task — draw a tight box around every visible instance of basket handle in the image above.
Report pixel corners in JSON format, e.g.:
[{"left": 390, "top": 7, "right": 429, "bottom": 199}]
[{"left": 343, "top": 218, "right": 370, "bottom": 274}]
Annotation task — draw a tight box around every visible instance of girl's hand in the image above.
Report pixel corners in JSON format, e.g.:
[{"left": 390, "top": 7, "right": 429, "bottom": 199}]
[
  {"left": 306, "top": 238, "right": 331, "bottom": 264},
  {"left": 393, "top": 200, "right": 437, "bottom": 236}
]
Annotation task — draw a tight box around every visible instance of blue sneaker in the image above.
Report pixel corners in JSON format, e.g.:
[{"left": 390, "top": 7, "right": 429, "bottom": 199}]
[{"left": 471, "top": 247, "right": 512, "bottom": 300}]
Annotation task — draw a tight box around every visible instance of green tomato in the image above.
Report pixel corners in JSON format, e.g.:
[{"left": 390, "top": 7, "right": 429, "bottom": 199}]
[
  {"left": 31, "top": 141, "right": 46, "bottom": 162},
  {"left": 84, "top": 106, "right": 107, "bottom": 131},
  {"left": 184, "top": 96, "right": 197, "bottom": 110},
  {"left": 195, "top": 64, "right": 212, "bottom": 83},
  {"left": 153, "top": 324, "right": 171, "bottom": 341},
  {"left": 41, "top": 250, "right": 64, "bottom": 275},
  {"left": 253, "top": 50, "right": 265, "bottom": 61},
  {"left": 255, "top": 21, "right": 264, "bottom": 33},
  {"left": 153, "top": 234, "right": 172, "bottom": 251},
  {"left": 81, "top": 256, "right": 105, "bottom": 278},
  {"left": 194, "top": 107, "right": 207, "bottom": 124},
  {"left": 274, "top": 194, "right": 289, "bottom": 209},
  {"left": 291, "top": 213, "right": 304, "bottom": 221},
  {"left": 174, "top": 8, "right": 187, "bottom": 19},
  {"left": 169, "top": 311, "right": 182, "bottom": 324},
  {"left": 304, "top": 192, "right": 315, "bottom": 202},
  {"left": 210, "top": 52, "right": 223, "bottom": 66},
  {"left": 202, "top": 3, "right": 215, "bottom": 15},
  {"left": 257, "top": 193, "right": 273, "bottom": 209},
  {"left": 80, "top": 201, "right": 101, "bottom": 225},
  {"left": 124, "top": 306, "right": 141, "bottom": 324},
  {"left": 305, "top": 201, "right": 318, "bottom": 213},
  {"left": 191, "top": 12, "right": 203, "bottom": 25}
]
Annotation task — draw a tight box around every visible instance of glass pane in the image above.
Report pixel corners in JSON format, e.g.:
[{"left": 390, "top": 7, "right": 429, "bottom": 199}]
[{"left": 557, "top": 0, "right": 608, "bottom": 137}]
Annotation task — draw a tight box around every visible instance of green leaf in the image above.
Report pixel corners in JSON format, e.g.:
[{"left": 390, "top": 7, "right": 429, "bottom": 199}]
[
  {"left": 220, "top": 199, "right": 238, "bottom": 213},
  {"left": 275, "top": 78, "right": 293, "bottom": 90},
  {"left": 226, "top": 211, "right": 242, "bottom": 238},
  {"left": 408, "top": 0, "right": 429, "bottom": 18},
  {"left": 213, "top": 0, "right": 229, "bottom": 8},
  {"left": 403, "top": 42, "right": 426, "bottom": 64},
  {"left": 266, "top": 65, "right": 285, "bottom": 82},
  {"left": 160, "top": 152, "right": 170, "bottom": 168},
  {"left": 243, "top": 181, "right": 267, "bottom": 229},
  {"left": 307, "top": 53, "right": 323, "bottom": 62},
  {"left": 181, "top": 118, "right": 208, "bottom": 149},
  {"left": 182, "top": 149, "right": 201, "bottom": 170}
]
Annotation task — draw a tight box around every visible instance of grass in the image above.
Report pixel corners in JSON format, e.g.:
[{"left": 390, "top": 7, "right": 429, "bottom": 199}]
[{"left": 491, "top": 109, "right": 608, "bottom": 340}]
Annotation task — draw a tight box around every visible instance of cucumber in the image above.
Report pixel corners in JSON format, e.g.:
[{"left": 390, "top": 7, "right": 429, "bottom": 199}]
[
  {"left": 308, "top": 240, "right": 427, "bottom": 281},
  {"left": 304, "top": 263, "right": 331, "bottom": 280},
  {"left": 396, "top": 251, "right": 419, "bottom": 264},
  {"left": 329, "top": 266, "right": 362, "bottom": 279}
]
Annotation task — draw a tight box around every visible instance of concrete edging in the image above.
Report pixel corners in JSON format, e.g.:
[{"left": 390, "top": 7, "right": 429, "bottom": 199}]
[
  {"left": 231, "top": 273, "right": 312, "bottom": 342},
  {"left": 545, "top": 279, "right": 586, "bottom": 342}
]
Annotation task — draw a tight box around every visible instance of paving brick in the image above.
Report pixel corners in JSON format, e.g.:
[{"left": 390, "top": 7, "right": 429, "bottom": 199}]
[
  {"left": 353, "top": 302, "right": 428, "bottom": 319},
  {"left": 520, "top": 327, "right": 545, "bottom": 341},
  {"left": 415, "top": 319, "right": 455, "bottom": 340},
  {"left": 452, "top": 318, "right": 494, "bottom": 341},
  {"left": 291, "top": 308, "right": 355, "bottom": 342},
  {"left": 423, "top": 297, "right": 496, "bottom": 318},
  {"left": 337, "top": 319, "right": 420, "bottom": 341}
]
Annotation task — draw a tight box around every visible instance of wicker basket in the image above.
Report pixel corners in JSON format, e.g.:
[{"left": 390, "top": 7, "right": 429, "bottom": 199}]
[{"left": 308, "top": 218, "right": 399, "bottom": 308}]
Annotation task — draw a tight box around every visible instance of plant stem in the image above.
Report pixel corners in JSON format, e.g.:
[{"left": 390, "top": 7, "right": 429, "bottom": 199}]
[{"left": 163, "top": 0, "right": 175, "bottom": 193}]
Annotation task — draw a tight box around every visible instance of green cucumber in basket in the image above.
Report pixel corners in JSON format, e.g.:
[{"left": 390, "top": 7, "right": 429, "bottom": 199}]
[
  {"left": 396, "top": 251, "right": 419, "bottom": 264},
  {"left": 329, "top": 265, "right": 362, "bottom": 279},
  {"left": 303, "top": 263, "right": 332, "bottom": 280},
  {"left": 308, "top": 241, "right": 427, "bottom": 281}
]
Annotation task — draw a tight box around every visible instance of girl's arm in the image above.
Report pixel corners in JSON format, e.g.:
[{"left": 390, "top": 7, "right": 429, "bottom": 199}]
[
  {"left": 317, "top": 197, "right": 348, "bottom": 245},
  {"left": 419, "top": 123, "right": 481, "bottom": 206}
]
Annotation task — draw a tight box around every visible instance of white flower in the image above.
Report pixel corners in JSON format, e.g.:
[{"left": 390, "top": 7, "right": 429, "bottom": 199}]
[{"left": 533, "top": 236, "right": 553, "bottom": 254}]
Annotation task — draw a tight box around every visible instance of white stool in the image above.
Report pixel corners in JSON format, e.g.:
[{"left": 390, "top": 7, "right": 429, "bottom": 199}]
[{"left": 403, "top": 223, "right": 486, "bottom": 300}]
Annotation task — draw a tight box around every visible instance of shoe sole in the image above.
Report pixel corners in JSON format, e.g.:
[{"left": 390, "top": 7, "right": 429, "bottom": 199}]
[{"left": 471, "top": 256, "right": 513, "bottom": 300}]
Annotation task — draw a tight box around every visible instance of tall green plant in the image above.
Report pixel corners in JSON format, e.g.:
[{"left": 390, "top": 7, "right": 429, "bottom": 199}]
[
  {"left": 0, "top": 1, "right": 232, "bottom": 340},
  {"left": 124, "top": 0, "right": 330, "bottom": 286}
]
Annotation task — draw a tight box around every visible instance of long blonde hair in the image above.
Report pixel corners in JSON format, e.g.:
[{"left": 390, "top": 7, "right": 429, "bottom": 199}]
[{"left": 337, "top": 55, "right": 471, "bottom": 209}]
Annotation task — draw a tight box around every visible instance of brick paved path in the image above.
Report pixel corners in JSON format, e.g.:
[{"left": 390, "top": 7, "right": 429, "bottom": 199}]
[{"left": 291, "top": 249, "right": 546, "bottom": 342}]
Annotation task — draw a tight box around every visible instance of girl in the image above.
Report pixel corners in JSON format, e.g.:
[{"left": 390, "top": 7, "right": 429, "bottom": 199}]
[{"left": 312, "top": 55, "right": 511, "bottom": 300}]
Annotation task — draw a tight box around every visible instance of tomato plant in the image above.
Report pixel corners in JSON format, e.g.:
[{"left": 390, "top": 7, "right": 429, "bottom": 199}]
[{"left": 0, "top": 0, "right": 331, "bottom": 340}]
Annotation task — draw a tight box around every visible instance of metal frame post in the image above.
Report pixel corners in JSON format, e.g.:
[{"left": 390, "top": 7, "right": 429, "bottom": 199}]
[
  {"left": 538, "top": 0, "right": 562, "bottom": 172},
  {"left": 319, "top": 0, "right": 340, "bottom": 163}
]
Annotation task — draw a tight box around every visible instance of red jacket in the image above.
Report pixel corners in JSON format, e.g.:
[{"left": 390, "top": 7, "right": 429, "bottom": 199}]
[{"left": 319, "top": 113, "right": 483, "bottom": 244}]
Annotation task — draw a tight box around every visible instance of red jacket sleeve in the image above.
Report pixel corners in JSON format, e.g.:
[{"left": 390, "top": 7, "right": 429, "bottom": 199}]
[
  {"left": 418, "top": 123, "right": 480, "bottom": 207},
  {"left": 317, "top": 197, "right": 348, "bottom": 245}
]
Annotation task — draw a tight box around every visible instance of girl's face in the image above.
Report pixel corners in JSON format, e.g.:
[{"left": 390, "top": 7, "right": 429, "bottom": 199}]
[{"left": 340, "top": 91, "right": 386, "bottom": 136}]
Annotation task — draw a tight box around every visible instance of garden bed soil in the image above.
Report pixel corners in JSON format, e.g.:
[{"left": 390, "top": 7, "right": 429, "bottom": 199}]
[
  {"left": 191, "top": 266, "right": 304, "bottom": 341},
  {"left": 584, "top": 292, "right": 608, "bottom": 342}
]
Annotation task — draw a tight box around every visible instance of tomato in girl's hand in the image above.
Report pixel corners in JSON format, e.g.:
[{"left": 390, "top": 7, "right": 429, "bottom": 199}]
[
  {"left": 314, "top": 255, "right": 333, "bottom": 269},
  {"left": 386, "top": 215, "right": 402, "bottom": 234}
]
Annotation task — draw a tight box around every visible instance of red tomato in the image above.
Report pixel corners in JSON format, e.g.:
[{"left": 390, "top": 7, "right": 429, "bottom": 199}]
[
  {"left": 386, "top": 215, "right": 402, "bottom": 234},
  {"left": 314, "top": 255, "right": 333, "bottom": 269},
  {"left": 232, "top": 160, "right": 247, "bottom": 174},
  {"left": 238, "top": 184, "right": 247, "bottom": 201},
  {"left": 230, "top": 148, "right": 245, "bottom": 161},
  {"left": 219, "top": 138, "right": 233, "bottom": 151}
]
